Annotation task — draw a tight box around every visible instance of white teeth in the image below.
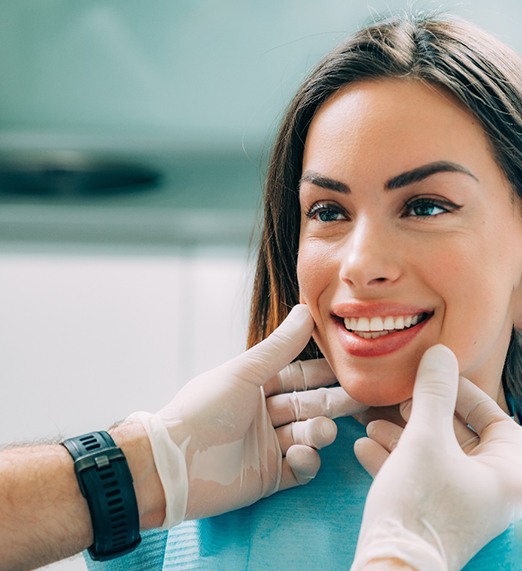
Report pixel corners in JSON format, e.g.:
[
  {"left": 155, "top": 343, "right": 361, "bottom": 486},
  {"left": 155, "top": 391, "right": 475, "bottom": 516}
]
[
  {"left": 370, "top": 316, "right": 384, "bottom": 331},
  {"left": 358, "top": 331, "right": 390, "bottom": 339},
  {"left": 357, "top": 317, "right": 370, "bottom": 332},
  {"left": 343, "top": 313, "right": 426, "bottom": 337}
]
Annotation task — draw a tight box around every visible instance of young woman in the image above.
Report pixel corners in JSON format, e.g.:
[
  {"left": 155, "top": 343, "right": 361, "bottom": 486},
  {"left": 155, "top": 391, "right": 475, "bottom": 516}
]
[
  {"left": 249, "top": 12, "right": 522, "bottom": 420},
  {"left": 91, "top": 12, "right": 522, "bottom": 570}
]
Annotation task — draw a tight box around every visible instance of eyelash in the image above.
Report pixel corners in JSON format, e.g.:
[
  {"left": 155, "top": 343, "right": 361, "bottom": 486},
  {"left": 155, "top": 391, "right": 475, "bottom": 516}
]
[
  {"left": 401, "top": 197, "right": 462, "bottom": 218},
  {"left": 305, "top": 202, "right": 346, "bottom": 222},
  {"left": 305, "top": 197, "right": 462, "bottom": 222}
]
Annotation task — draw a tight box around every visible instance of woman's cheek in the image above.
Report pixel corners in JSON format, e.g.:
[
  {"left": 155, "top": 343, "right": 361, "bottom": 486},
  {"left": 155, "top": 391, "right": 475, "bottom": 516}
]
[{"left": 296, "top": 241, "right": 333, "bottom": 306}]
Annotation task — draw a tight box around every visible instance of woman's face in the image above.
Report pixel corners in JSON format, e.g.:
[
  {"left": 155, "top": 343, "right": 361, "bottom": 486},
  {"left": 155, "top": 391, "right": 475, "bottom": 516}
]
[{"left": 297, "top": 78, "right": 522, "bottom": 406}]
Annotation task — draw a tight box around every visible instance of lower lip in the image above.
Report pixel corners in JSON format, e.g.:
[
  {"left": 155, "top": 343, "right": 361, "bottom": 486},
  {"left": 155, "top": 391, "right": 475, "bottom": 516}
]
[{"left": 335, "top": 316, "right": 431, "bottom": 358}]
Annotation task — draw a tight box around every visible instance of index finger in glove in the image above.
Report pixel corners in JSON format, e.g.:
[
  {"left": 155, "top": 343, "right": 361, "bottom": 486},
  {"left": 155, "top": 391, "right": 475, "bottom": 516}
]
[
  {"left": 221, "top": 304, "right": 314, "bottom": 388},
  {"left": 267, "top": 385, "right": 367, "bottom": 427},
  {"left": 456, "top": 376, "right": 511, "bottom": 435},
  {"left": 264, "top": 358, "right": 336, "bottom": 397}
]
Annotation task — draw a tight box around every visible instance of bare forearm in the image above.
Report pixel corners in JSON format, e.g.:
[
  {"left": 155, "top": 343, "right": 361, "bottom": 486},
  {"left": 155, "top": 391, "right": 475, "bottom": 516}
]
[
  {"left": 0, "top": 443, "right": 92, "bottom": 570},
  {"left": 0, "top": 423, "right": 164, "bottom": 571}
]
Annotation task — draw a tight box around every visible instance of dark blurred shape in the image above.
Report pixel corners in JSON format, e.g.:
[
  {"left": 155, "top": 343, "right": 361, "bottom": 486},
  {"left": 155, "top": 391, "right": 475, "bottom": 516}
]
[{"left": 0, "top": 151, "right": 161, "bottom": 197}]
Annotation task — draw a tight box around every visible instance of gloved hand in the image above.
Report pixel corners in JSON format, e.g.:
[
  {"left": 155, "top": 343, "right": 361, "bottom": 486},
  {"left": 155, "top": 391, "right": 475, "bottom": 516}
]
[
  {"left": 351, "top": 344, "right": 522, "bottom": 571},
  {"left": 128, "top": 304, "right": 366, "bottom": 528}
]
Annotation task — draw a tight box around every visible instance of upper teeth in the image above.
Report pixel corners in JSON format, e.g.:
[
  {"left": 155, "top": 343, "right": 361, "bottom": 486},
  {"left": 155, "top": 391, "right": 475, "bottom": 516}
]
[{"left": 344, "top": 314, "right": 423, "bottom": 332}]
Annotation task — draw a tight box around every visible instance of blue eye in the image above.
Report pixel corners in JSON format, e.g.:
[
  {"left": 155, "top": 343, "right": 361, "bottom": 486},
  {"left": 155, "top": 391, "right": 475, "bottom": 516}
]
[
  {"left": 403, "top": 198, "right": 458, "bottom": 218},
  {"left": 306, "top": 202, "right": 347, "bottom": 222}
]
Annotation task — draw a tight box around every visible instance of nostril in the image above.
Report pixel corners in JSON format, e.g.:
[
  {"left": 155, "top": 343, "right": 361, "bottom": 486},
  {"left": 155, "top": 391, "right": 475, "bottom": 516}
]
[{"left": 339, "top": 254, "right": 401, "bottom": 288}]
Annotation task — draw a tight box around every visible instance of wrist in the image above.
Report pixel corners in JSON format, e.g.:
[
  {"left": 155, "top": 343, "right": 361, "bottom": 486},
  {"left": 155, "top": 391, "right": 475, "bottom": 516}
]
[
  {"left": 109, "top": 422, "right": 166, "bottom": 530},
  {"left": 352, "top": 519, "right": 446, "bottom": 571}
]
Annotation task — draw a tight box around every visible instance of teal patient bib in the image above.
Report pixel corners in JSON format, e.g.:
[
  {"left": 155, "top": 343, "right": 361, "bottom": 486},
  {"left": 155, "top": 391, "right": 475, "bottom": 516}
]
[{"left": 86, "top": 417, "right": 521, "bottom": 571}]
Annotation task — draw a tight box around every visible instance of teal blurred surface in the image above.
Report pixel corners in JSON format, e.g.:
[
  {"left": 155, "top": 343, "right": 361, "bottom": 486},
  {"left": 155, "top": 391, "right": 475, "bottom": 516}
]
[{"left": 0, "top": 0, "right": 519, "bottom": 244}]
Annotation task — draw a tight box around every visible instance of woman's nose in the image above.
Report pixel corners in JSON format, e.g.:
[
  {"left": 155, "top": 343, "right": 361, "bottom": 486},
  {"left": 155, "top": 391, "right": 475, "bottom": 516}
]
[{"left": 339, "top": 218, "right": 401, "bottom": 289}]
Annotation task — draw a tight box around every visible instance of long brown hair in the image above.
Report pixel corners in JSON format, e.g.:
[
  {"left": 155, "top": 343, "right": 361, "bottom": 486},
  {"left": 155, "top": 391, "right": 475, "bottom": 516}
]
[{"left": 248, "top": 12, "right": 522, "bottom": 402}]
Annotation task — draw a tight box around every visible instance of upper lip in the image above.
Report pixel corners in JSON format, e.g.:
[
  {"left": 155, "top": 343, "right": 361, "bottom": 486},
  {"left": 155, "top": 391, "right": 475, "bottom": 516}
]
[{"left": 331, "top": 301, "right": 433, "bottom": 319}]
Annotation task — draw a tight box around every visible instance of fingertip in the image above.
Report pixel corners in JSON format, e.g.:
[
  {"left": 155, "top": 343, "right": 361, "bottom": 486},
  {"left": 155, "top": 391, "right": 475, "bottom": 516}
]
[
  {"left": 353, "top": 437, "right": 387, "bottom": 478},
  {"left": 353, "top": 436, "right": 367, "bottom": 458},
  {"left": 419, "top": 344, "right": 458, "bottom": 374},
  {"left": 399, "top": 399, "right": 412, "bottom": 421},
  {"left": 314, "top": 417, "right": 337, "bottom": 447},
  {"left": 286, "top": 445, "right": 321, "bottom": 485},
  {"left": 365, "top": 420, "right": 376, "bottom": 437},
  {"left": 413, "top": 344, "right": 459, "bottom": 401},
  {"left": 285, "top": 304, "right": 313, "bottom": 327},
  {"left": 294, "top": 417, "right": 338, "bottom": 449},
  {"left": 353, "top": 437, "right": 372, "bottom": 471}
]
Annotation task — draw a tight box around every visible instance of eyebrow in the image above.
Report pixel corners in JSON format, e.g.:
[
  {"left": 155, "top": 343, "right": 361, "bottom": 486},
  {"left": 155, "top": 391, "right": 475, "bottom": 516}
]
[
  {"left": 299, "top": 171, "right": 349, "bottom": 193},
  {"left": 299, "top": 160, "right": 478, "bottom": 194},
  {"left": 385, "top": 161, "right": 479, "bottom": 189}
]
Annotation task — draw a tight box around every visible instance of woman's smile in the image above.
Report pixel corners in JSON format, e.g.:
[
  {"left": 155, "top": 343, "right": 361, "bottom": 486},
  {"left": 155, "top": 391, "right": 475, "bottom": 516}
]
[
  {"left": 332, "top": 305, "right": 434, "bottom": 358},
  {"left": 329, "top": 301, "right": 434, "bottom": 358}
]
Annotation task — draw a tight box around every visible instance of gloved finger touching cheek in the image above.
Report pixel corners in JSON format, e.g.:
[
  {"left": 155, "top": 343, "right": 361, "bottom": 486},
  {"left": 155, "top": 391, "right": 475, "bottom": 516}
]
[{"left": 223, "top": 305, "right": 314, "bottom": 388}]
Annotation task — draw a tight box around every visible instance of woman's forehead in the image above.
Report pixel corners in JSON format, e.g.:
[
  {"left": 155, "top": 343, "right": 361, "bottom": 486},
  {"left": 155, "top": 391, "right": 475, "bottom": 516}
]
[{"left": 302, "top": 78, "right": 499, "bottom": 185}]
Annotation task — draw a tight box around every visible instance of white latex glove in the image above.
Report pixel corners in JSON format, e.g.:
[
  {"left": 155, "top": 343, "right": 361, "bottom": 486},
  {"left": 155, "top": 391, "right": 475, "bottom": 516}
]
[
  {"left": 128, "top": 304, "right": 366, "bottom": 528},
  {"left": 351, "top": 344, "right": 522, "bottom": 571}
]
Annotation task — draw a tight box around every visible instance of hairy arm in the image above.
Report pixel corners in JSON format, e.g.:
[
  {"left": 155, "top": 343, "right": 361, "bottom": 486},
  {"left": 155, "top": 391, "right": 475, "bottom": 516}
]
[{"left": 0, "top": 423, "right": 164, "bottom": 571}]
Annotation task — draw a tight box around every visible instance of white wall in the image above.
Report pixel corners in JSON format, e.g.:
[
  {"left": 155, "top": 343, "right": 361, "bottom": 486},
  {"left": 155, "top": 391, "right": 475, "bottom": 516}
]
[
  {"left": 0, "top": 245, "right": 251, "bottom": 571},
  {"left": 0, "top": 246, "right": 251, "bottom": 444}
]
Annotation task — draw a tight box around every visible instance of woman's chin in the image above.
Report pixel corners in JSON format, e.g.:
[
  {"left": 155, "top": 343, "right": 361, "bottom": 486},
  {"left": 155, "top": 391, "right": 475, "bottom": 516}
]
[{"left": 337, "top": 375, "right": 415, "bottom": 407}]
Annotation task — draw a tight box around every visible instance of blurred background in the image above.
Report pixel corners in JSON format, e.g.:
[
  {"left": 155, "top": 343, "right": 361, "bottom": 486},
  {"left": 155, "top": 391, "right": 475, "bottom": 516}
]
[{"left": 0, "top": 1, "right": 519, "bottom": 569}]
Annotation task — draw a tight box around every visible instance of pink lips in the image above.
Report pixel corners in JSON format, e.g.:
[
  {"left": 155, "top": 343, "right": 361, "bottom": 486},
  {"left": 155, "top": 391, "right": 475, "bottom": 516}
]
[{"left": 331, "top": 302, "right": 433, "bottom": 358}]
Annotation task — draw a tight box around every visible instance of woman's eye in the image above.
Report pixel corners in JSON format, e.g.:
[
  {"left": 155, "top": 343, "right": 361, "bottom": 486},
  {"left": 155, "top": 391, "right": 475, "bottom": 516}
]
[
  {"left": 306, "top": 202, "right": 347, "bottom": 222},
  {"left": 403, "top": 198, "right": 459, "bottom": 218}
]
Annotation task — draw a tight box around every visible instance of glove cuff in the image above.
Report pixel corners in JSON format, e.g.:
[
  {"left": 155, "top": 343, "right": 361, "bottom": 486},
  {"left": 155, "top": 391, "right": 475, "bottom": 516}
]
[
  {"left": 126, "top": 411, "right": 188, "bottom": 529},
  {"left": 351, "top": 519, "right": 447, "bottom": 571}
]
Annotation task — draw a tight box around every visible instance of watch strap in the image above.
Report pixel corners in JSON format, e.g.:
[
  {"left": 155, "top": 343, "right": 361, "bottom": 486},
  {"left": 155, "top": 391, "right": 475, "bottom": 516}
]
[{"left": 62, "top": 431, "right": 141, "bottom": 561}]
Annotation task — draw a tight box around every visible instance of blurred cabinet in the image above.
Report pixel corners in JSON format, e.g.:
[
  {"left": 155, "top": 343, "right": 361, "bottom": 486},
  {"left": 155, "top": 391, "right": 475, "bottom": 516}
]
[{"left": 0, "top": 246, "right": 250, "bottom": 446}]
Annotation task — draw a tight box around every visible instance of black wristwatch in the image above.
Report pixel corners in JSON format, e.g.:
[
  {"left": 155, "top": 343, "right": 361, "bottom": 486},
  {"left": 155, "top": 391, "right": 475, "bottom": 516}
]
[{"left": 61, "top": 431, "right": 141, "bottom": 561}]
